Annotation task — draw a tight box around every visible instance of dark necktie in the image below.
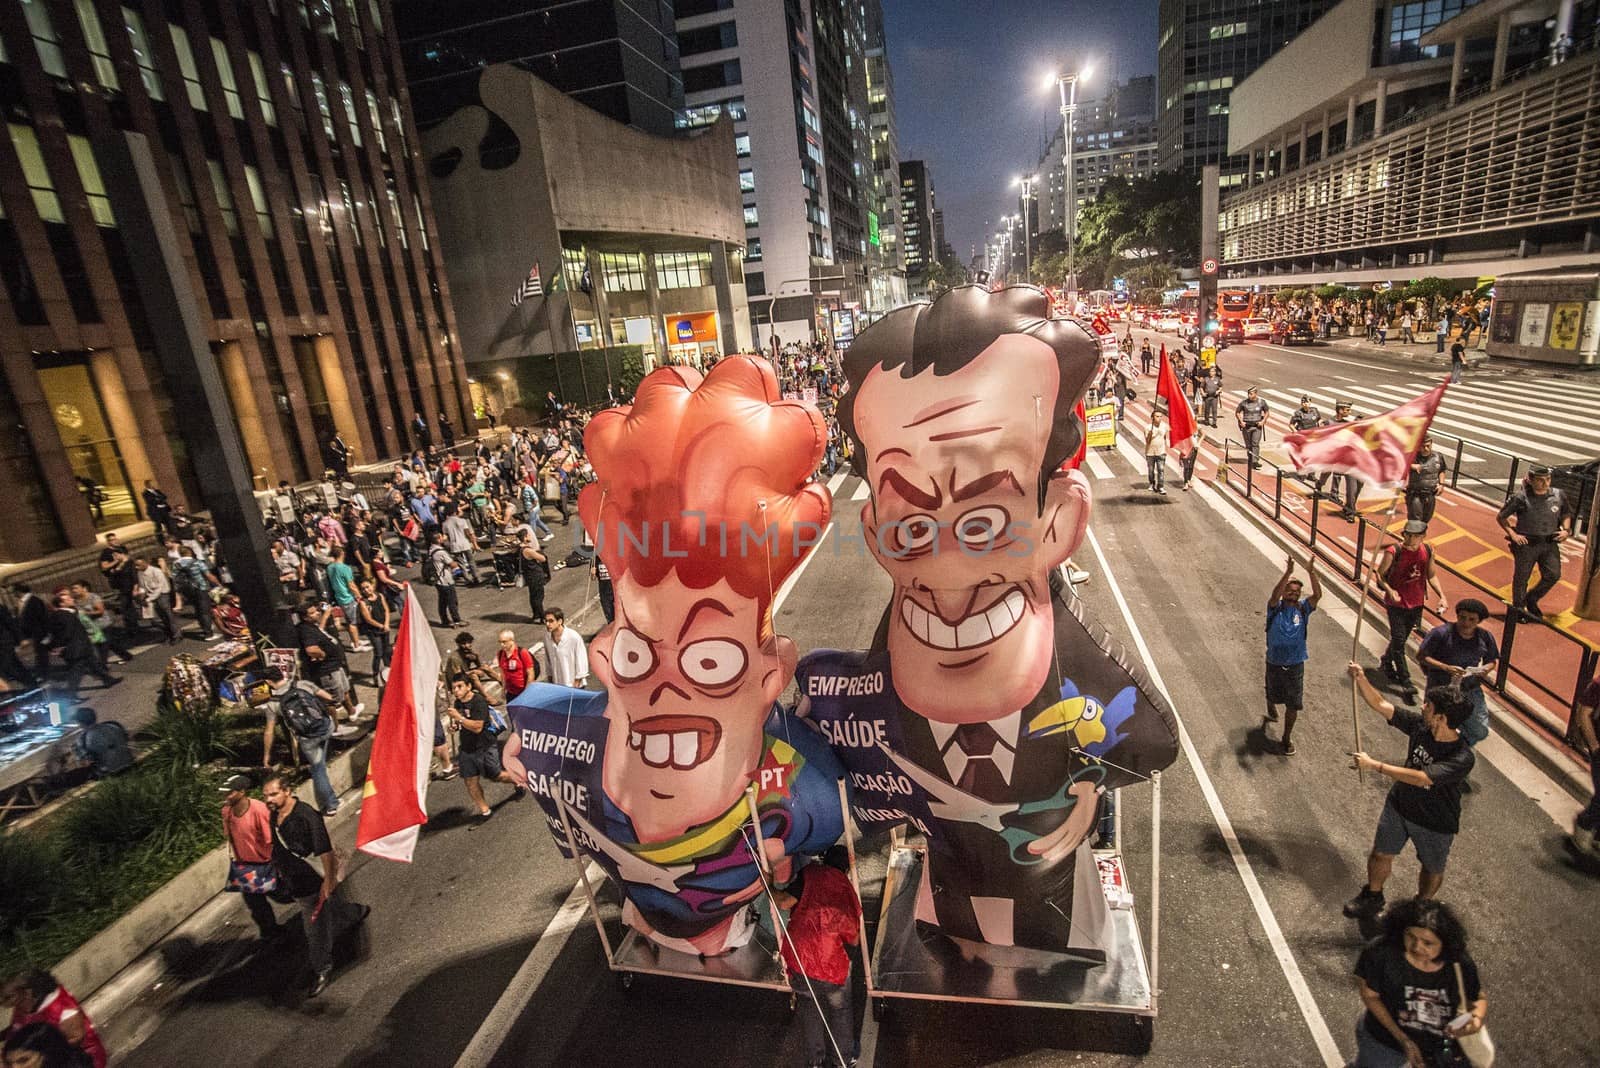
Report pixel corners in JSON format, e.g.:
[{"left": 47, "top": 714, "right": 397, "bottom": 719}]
[{"left": 952, "top": 722, "right": 1010, "bottom": 800}]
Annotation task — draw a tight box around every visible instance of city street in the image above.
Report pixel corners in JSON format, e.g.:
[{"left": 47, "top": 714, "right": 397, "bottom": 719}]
[{"left": 102, "top": 417, "right": 1600, "bottom": 1066}]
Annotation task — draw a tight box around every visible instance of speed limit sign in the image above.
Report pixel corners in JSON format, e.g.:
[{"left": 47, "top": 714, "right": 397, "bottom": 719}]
[{"left": 1201, "top": 257, "right": 1219, "bottom": 275}]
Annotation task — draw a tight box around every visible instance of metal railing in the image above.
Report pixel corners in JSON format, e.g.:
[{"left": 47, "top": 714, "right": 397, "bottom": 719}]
[{"left": 1219, "top": 438, "right": 1597, "bottom": 745}]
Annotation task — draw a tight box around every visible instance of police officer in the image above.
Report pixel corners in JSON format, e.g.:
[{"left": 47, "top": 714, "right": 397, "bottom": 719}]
[
  {"left": 1235, "top": 386, "right": 1269, "bottom": 469},
  {"left": 1405, "top": 433, "right": 1446, "bottom": 524},
  {"left": 1288, "top": 395, "right": 1323, "bottom": 433},
  {"left": 1497, "top": 465, "right": 1573, "bottom": 622},
  {"left": 1314, "top": 401, "right": 1363, "bottom": 520},
  {"left": 1201, "top": 366, "right": 1224, "bottom": 427}
]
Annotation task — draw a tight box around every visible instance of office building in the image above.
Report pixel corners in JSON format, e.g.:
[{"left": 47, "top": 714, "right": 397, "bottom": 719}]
[
  {"left": 1218, "top": 0, "right": 1600, "bottom": 285},
  {"left": 675, "top": 0, "right": 898, "bottom": 344},
  {"left": 864, "top": 0, "right": 907, "bottom": 314},
  {"left": 0, "top": 0, "right": 469, "bottom": 563},
  {"left": 1035, "top": 76, "right": 1161, "bottom": 237},
  {"left": 421, "top": 64, "right": 751, "bottom": 407},
  {"left": 900, "top": 159, "right": 937, "bottom": 289},
  {"left": 1157, "top": 0, "right": 1341, "bottom": 183},
  {"left": 393, "top": 0, "right": 684, "bottom": 135}
]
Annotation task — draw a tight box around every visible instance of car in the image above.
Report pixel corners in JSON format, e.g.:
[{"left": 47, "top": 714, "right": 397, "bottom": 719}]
[
  {"left": 1242, "top": 317, "right": 1273, "bottom": 340},
  {"left": 1270, "top": 321, "right": 1317, "bottom": 345},
  {"left": 1152, "top": 314, "right": 1181, "bottom": 332},
  {"left": 1218, "top": 320, "right": 1245, "bottom": 344}
]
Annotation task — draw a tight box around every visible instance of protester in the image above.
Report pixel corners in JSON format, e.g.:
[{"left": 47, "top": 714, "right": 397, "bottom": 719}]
[
  {"left": 170, "top": 545, "right": 220, "bottom": 640},
  {"left": 1344, "top": 663, "right": 1474, "bottom": 917},
  {"left": 426, "top": 532, "right": 464, "bottom": 628},
  {"left": 42, "top": 593, "right": 118, "bottom": 703},
  {"left": 134, "top": 556, "right": 181, "bottom": 644},
  {"left": 70, "top": 707, "right": 132, "bottom": 778},
  {"left": 1450, "top": 339, "right": 1468, "bottom": 383},
  {"left": 2, "top": 1020, "right": 94, "bottom": 1067},
  {"left": 355, "top": 579, "right": 392, "bottom": 691},
  {"left": 324, "top": 546, "right": 366, "bottom": 650},
  {"left": 1376, "top": 520, "right": 1449, "bottom": 705},
  {"left": 773, "top": 847, "right": 862, "bottom": 1068},
  {"left": 1264, "top": 556, "right": 1321, "bottom": 755},
  {"left": 1352, "top": 897, "right": 1487, "bottom": 1068},
  {"left": 262, "top": 667, "right": 341, "bottom": 815},
  {"left": 495, "top": 629, "right": 539, "bottom": 702},
  {"left": 519, "top": 531, "right": 550, "bottom": 622},
  {"left": 1144, "top": 407, "right": 1169, "bottom": 494},
  {"left": 1417, "top": 598, "right": 1499, "bottom": 748},
  {"left": 1497, "top": 465, "right": 1573, "bottom": 623},
  {"left": 263, "top": 774, "right": 369, "bottom": 997},
  {"left": 444, "top": 676, "right": 525, "bottom": 818},
  {"left": 211, "top": 590, "right": 252, "bottom": 641},
  {"left": 296, "top": 602, "right": 364, "bottom": 724},
  {"left": 0, "top": 971, "right": 106, "bottom": 1068},
  {"left": 442, "top": 504, "right": 482, "bottom": 586},
  {"left": 220, "top": 773, "right": 286, "bottom": 941},
  {"left": 540, "top": 607, "right": 589, "bottom": 688}
]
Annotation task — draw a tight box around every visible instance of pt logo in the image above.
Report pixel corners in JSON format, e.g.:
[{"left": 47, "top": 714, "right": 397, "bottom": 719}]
[{"left": 753, "top": 747, "right": 796, "bottom": 801}]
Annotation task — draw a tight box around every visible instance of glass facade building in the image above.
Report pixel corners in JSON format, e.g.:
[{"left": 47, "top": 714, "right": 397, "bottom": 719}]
[{"left": 0, "top": 0, "right": 470, "bottom": 563}]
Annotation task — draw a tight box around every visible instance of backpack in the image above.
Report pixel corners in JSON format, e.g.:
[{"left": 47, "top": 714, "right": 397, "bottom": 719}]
[
  {"left": 420, "top": 547, "right": 442, "bottom": 585},
  {"left": 279, "top": 685, "right": 333, "bottom": 738}
]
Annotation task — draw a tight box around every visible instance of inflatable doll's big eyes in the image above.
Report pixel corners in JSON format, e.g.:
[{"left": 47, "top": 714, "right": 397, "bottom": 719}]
[
  {"left": 679, "top": 638, "right": 747, "bottom": 688},
  {"left": 610, "top": 627, "right": 656, "bottom": 682},
  {"left": 885, "top": 513, "right": 940, "bottom": 555}
]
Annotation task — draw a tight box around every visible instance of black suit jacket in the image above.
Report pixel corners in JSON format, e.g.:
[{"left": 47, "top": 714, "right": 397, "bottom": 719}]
[
  {"left": 44, "top": 608, "right": 93, "bottom": 661},
  {"left": 18, "top": 595, "right": 48, "bottom": 642}
]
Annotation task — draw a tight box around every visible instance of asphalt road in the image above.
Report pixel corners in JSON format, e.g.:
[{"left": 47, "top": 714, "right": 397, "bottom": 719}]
[{"left": 108, "top": 350, "right": 1600, "bottom": 1068}]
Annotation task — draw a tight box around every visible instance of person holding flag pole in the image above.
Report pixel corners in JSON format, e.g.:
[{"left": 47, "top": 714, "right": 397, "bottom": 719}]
[
  {"left": 1283, "top": 382, "right": 1450, "bottom": 781},
  {"left": 1153, "top": 343, "right": 1201, "bottom": 492},
  {"left": 356, "top": 585, "right": 443, "bottom": 863}
]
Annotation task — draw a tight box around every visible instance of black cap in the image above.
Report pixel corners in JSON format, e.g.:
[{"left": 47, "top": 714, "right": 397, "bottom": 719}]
[
  {"left": 1530, "top": 465, "right": 1553, "bottom": 476},
  {"left": 220, "top": 773, "right": 253, "bottom": 793}
]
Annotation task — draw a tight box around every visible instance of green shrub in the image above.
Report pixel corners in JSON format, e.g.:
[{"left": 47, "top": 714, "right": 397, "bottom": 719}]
[
  {"left": 141, "top": 696, "right": 236, "bottom": 774},
  {"left": 64, "top": 763, "right": 218, "bottom": 863},
  {"left": 0, "top": 831, "right": 65, "bottom": 932}
]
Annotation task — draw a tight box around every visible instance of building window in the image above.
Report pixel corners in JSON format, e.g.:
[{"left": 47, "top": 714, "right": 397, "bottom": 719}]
[
  {"left": 366, "top": 89, "right": 386, "bottom": 154},
  {"left": 249, "top": 52, "right": 277, "bottom": 126},
  {"left": 8, "top": 125, "right": 64, "bottom": 222},
  {"left": 342, "top": 0, "right": 363, "bottom": 48},
  {"left": 338, "top": 179, "right": 361, "bottom": 245},
  {"left": 210, "top": 38, "right": 244, "bottom": 120},
  {"left": 368, "top": 0, "right": 384, "bottom": 34},
  {"left": 68, "top": 136, "right": 115, "bottom": 227},
  {"left": 744, "top": 205, "right": 759, "bottom": 227},
  {"left": 562, "top": 247, "right": 586, "bottom": 291},
  {"left": 21, "top": 0, "right": 66, "bottom": 78},
  {"left": 243, "top": 165, "right": 273, "bottom": 237},
  {"left": 169, "top": 26, "right": 207, "bottom": 111},
  {"left": 739, "top": 169, "right": 756, "bottom": 192},
  {"left": 74, "top": 0, "right": 119, "bottom": 90},
  {"left": 311, "top": 74, "right": 335, "bottom": 140},
  {"left": 1208, "top": 21, "right": 1248, "bottom": 39},
  {"left": 600, "top": 251, "right": 647, "bottom": 292},
  {"left": 656, "top": 251, "right": 712, "bottom": 289},
  {"left": 281, "top": 65, "right": 302, "bottom": 124},
  {"left": 412, "top": 193, "right": 428, "bottom": 250},
  {"left": 735, "top": 133, "right": 751, "bottom": 157},
  {"left": 208, "top": 160, "right": 239, "bottom": 235},
  {"left": 682, "top": 60, "right": 741, "bottom": 94},
  {"left": 745, "top": 237, "right": 762, "bottom": 260},
  {"left": 386, "top": 179, "right": 406, "bottom": 249},
  {"left": 390, "top": 98, "right": 408, "bottom": 156},
  {"left": 340, "top": 83, "right": 362, "bottom": 147},
  {"left": 121, "top": 7, "right": 164, "bottom": 100},
  {"left": 678, "top": 20, "right": 738, "bottom": 57}
]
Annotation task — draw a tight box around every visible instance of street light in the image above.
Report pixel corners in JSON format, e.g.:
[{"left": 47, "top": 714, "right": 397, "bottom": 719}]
[
  {"left": 1041, "top": 65, "right": 1092, "bottom": 296},
  {"left": 1014, "top": 174, "right": 1036, "bottom": 283}
]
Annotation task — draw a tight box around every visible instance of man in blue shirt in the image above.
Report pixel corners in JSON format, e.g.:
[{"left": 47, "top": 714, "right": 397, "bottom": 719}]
[
  {"left": 1417, "top": 598, "right": 1500, "bottom": 746},
  {"left": 1265, "top": 555, "right": 1322, "bottom": 755}
]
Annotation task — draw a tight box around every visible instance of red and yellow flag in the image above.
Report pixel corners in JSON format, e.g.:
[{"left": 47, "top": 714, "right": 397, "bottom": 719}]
[
  {"left": 1285, "top": 383, "right": 1447, "bottom": 488},
  {"left": 356, "top": 586, "right": 441, "bottom": 862},
  {"left": 1155, "top": 344, "right": 1198, "bottom": 457}
]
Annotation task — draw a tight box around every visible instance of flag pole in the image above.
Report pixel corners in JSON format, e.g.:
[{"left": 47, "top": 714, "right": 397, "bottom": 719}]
[{"left": 1348, "top": 496, "right": 1402, "bottom": 784}]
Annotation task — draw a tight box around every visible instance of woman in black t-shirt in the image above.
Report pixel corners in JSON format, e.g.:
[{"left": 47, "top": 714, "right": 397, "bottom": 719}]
[{"left": 1353, "top": 898, "right": 1487, "bottom": 1067}]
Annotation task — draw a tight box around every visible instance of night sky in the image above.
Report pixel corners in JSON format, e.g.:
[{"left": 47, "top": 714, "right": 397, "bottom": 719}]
[{"left": 883, "top": 0, "right": 1161, "bottom": 266}]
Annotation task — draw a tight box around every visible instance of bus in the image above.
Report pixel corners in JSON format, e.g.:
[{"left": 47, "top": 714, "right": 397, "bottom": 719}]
[{"left": 1218, "top": 290, "right": 1255, "bottom": 323}]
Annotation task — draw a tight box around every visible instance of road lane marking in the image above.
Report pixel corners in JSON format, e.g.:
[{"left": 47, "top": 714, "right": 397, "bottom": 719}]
[
  {"left": 1086, "top": 450, "right": 1116, "bottom": 480},
  {"left": 1084, "top": 527, "right": 1343, "bottom": 1067},
  {"left": 852, "top": 479, "right": 871, "bottom": 501},
  {"left": 454, "top": 863, "right": 603, "bottom": 1068},
  {"left": 1260, "top": 358, "right": 1280, "bottom": 364},
  {"left": 1255, "top": 341, "right": 1430, "bottom": 374},
  {"left": 828, "top": 471, "right": 848, "bottom": 495}
]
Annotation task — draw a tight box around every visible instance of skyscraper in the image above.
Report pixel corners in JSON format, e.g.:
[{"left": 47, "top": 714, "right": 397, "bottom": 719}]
[
  {"left": 900, "top": 159, "right": 936, "bottom": 287},
  {"left": 0, "top": 0, "right": 469, "bottom": 563},
  {"left": 1036, "top": 76, "right": 1161, "bottom": 237},
  {"left": 1156, "top": 0, "right": 1340, "bottom": 182},
  {"left": 394, "top": 0, "right": 684, "bottom": 134}
]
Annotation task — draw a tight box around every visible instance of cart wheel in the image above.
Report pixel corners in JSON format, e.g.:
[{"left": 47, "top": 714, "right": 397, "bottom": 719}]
[
  {"left": 615, "top": 971, "right": 635, "bottom": 993},
  {"left": 1129, "top": 1014, "right": 1153, "bottom": 1054},
  {"left": 871, "top": 997, "right": 887, "bottom": 1022}
]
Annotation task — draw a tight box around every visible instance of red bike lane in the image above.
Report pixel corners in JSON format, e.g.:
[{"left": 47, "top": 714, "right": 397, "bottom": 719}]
[{"left": 1112, "top": 393, "right": 1596, "bottom": 764}]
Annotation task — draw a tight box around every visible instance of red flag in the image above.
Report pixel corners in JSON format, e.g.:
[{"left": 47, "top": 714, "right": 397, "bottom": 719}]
[
  {"left": 356, "top": 586, "right": 442, "bottom": 862},
  {"left": 1061, "top": 399, "right": 1088, "bottom": 470},
  {"left": 1285, "top": 383, "right": 1447, "bottom": 487},
  {"left": 1155, "top": 344, "right": 1199, "bottom": 457}
]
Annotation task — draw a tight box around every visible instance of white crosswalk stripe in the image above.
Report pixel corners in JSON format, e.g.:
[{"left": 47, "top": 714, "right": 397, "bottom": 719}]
[{"left": 1341, "top": 384, "right": 1594, "bottom": 459}]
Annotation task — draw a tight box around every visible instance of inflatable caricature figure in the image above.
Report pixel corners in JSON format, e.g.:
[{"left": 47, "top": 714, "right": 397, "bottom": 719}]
[
  {"left": 797, "top": 286, "right": 1180, "bottom": 961},
  {"left": 504, "top": 357, "right": 845, "bottom": 956}
]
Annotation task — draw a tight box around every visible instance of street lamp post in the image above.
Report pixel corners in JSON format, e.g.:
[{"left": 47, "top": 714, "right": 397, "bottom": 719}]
[
  {"left": 1014, "top": 175, "right": 1035, "bottom": 283},
  {"left": 1042, "top": 67, "right": 1092, "bottom": 295}
]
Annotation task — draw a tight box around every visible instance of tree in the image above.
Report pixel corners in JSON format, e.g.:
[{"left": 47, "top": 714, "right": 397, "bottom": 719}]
[
  {"left": 923, "top": 257, "right": 968, "bottom": 294},
  {"left": 1403, "top": 277, "right": 1454, "bottom": 319}
]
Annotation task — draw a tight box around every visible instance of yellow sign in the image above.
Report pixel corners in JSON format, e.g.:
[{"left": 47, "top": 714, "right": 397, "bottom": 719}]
[
  {"left": 1085, "top": 403, "right": 1117, "bottom": 448},
  {"left": 1199, "top": 346, "right": 1217, "bottom": 369},
  {"left": 1550, "top": 302, "right": 1584, "bottom": 351}
]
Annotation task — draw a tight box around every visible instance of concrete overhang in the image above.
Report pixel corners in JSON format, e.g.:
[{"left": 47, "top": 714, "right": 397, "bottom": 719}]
[{"left": 1419, "top": 0, "right": 1561, "bottom": 47}]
